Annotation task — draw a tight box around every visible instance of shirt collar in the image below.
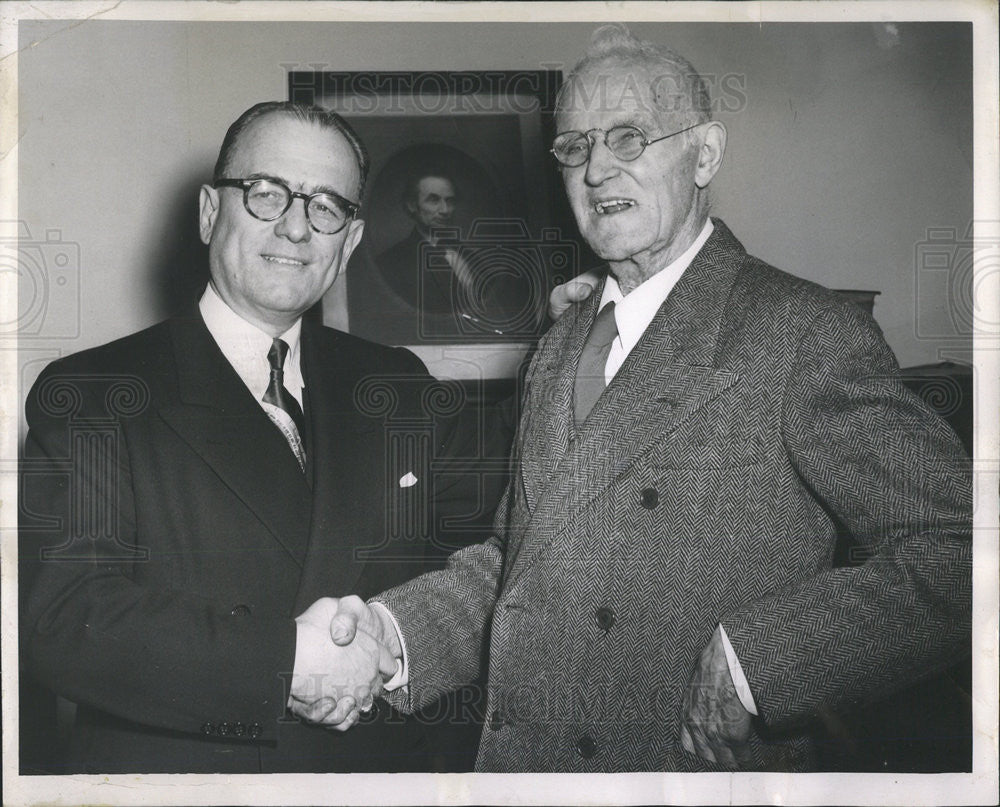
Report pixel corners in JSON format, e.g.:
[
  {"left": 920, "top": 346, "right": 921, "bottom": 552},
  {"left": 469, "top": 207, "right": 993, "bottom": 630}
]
[
  {"left": 598, "top": 218, "right": 714, "bottom": 355},
  {"left": 198, "top": 282, "right": 304, "bottom": 400}
]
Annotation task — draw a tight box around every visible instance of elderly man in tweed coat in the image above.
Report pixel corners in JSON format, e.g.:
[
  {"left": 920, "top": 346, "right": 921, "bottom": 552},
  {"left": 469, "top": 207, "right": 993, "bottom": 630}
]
[{"left": 308, "top": 26, "right": 972, "bottom": 771}]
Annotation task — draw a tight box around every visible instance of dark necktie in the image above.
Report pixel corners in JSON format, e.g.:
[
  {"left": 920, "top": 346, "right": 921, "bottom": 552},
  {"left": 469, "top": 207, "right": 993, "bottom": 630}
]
[
  {"left": 574, "top": 302, "right": 618, "bottom": 427},
  {"left": 262, "top": 338, "right": 306, "bottom": 470}
]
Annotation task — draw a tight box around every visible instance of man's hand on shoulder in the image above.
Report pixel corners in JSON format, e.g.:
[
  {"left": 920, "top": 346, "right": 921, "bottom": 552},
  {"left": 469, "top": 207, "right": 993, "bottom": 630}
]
[
  {"left": 548, "top": 270, "right": 602, "bottom": 320},
  {"left": 680, "top": 625, "right": 754, "bottom": 769}
]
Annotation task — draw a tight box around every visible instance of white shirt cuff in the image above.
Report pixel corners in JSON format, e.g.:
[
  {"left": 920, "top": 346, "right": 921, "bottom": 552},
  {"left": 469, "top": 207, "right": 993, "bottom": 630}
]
[
  {"left": 370, "top": 601, "right": 409, "bottom": 691},
  {"left": 718, "top": 623, "right": 758, "bottom": 716}
]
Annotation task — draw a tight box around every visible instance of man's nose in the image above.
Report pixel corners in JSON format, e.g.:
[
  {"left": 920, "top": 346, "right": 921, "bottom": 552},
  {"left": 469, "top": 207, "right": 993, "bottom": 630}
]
[
  {"left": 274, "top": 197, "right": 311, "bottom": 242},
  {"left": 584, "top": 136, "right": 621, "bottom": 187}
]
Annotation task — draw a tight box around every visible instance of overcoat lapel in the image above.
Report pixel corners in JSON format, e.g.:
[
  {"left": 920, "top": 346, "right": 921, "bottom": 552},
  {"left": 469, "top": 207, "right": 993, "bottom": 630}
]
[
  {"left": 506, "top": 220, "right": 747, "bottom": 587},
  {"left": 517, "top": 290, "right": 597, "bottom": 513},
  {"left": 158, "top": 311, "right": 313, "bottom": 567},
  {"left": 291, "top": 323, "right": 375, "bottom": 612}
]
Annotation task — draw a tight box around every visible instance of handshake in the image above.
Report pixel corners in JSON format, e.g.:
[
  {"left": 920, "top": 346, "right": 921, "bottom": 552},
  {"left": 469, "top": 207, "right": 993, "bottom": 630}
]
[{"left": 287, "top": 596, "right": 400, "bottom": 731}]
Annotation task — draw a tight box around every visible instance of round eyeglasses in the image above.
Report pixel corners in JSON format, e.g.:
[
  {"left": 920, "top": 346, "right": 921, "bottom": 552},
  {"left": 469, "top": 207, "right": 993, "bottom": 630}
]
[
  {"left": 214, "top": 177, "right": 360, "bottom": 235},
  {"left": 550, "top": 123, "right": 703, "bottom": 167}
]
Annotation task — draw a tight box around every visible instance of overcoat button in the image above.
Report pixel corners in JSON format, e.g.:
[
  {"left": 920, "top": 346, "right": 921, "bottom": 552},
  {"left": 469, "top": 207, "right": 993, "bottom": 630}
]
[
  {"left": 576, "top": 735, "right": 598, "bottom": 759},
  {"left": 201, "top": 722, "right": 215, "bottom": 735},
  {"left": 232, "top": 722, "right": 246, "bottom": 736},
  {"left": 217, "top": 722, "right": 231, "bottom": 736},
  {"left": 249, "top": 722, "right": 263, "bottom": 739},
  {"left": 595, "top": 607, "right": 616, "bottom": 631},
  {"left": 640, "top": 488, "right": 659, "bottom": 509}
]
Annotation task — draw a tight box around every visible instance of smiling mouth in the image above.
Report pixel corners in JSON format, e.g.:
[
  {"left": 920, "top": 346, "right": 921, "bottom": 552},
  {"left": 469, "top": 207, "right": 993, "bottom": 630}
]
[
  {"left": 594, "top": 199, "right": 636, "bottom": 215},
  {"left": 262, "top": 255, "right": 307, "bottom": 266}
]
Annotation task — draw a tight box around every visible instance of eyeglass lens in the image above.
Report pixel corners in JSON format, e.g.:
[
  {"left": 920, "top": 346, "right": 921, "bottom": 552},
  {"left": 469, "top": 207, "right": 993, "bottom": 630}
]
[
  {"left": 553, "top": 126, "right": 649, "bottom": 166},
  {"left": 245, "top": 179, "right": 350, "bottom": 234}
]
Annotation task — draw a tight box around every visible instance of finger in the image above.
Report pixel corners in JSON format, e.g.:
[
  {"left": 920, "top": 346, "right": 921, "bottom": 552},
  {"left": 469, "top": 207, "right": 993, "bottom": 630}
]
[
  {"left": 319, "top": 696, "right": 358, "bottom": 727},
  {"left": 712, "top": 741, "right": 738, "bottom": 769},
  {"left": 330, "top": 595, "right": 366, "bottom": 645},
  {"left": 679, "top": 723, "right": 695, "bottom": 755},
  {"left": 377, "top": 642, "right": 398, "bottom": 679},
  {"left": 294, "top": 696, "right": 341, "bottom": 724},
  {"left": 569, "top": 279, "right": 596, "bottom": 301},
  {"left": 326, "top": 709, "right": 360, "bottom": 732},
  {"left": 686, "top": 724, "right": 718, "bottom": 765}
]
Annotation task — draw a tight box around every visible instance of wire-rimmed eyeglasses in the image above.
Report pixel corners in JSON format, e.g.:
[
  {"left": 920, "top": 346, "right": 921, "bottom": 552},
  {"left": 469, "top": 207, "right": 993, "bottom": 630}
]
[
  {"left": 214, "top": 177, "right": 360, "bottom": 235},
  {"left": 550, "top": 123, "right": 703, "bottom": 167}
]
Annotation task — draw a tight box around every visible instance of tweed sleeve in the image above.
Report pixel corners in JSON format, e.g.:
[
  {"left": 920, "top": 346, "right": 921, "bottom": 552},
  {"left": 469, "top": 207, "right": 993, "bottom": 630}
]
[
  {"left": 721, "top": 302, "right": 972, "bottom": 727},
  {"left": 373, "top": 494, "right": 508, "bottom": 713}
]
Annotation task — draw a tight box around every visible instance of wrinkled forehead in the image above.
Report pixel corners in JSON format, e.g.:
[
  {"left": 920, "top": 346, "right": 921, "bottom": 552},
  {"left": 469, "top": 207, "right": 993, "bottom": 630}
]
[{"left": 556, "top": 60, "right": 690, "bottom": 128}]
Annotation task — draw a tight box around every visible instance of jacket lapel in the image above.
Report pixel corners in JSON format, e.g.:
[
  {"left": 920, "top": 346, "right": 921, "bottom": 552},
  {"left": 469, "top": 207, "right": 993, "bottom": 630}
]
[
  {"left": 157, "top": 311, "right": 313, "bottom": 568},
  {"left": 506, "top": 220, "right": 747, "bottom": 588},
  {"left": 291, "top": 323, "right": 376, "bottom": 611},
  {"left": 517, "top": 290, "right": 597, "bottom": 513}
]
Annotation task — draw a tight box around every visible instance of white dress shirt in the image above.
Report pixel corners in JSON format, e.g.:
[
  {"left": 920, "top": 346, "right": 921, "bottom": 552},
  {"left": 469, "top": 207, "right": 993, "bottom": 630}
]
[{"left": 198, "top": 283, "right": 304, "bottom": 411}]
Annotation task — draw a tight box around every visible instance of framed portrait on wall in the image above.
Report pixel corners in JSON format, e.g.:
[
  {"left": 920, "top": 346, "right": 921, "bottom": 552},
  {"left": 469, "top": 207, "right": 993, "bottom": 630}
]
[{"left": 289, "top": 70, "right": 580, "bottom": 379}]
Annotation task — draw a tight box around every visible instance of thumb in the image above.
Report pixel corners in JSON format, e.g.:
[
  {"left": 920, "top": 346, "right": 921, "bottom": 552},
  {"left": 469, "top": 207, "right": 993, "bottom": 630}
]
[
  {"left": 377, "top": 642, "right": 400, "bottom": 680},
  {"left": 568, "top": 279, "right": 596, "bottom": 302},
  {"left": 329, "top": 594, "right": 367, "bottom": 645}
]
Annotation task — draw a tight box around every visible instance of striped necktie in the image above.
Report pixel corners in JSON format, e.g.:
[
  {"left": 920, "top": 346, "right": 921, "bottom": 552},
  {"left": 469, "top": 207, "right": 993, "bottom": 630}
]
[{"left": 262, "top": 338, "right": 306, "bottom": 470}]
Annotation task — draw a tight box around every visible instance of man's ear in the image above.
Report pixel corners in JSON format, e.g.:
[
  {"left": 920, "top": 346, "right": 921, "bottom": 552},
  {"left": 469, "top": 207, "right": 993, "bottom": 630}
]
[
  {"left": 337, "top": 218, "right": 366, "bottom": 274},
  {"left": 198, "top": 185, "right": 220, "bottom": 245},
  {"left": 694, "top": 121, "right": 727, "bottom": 189}
]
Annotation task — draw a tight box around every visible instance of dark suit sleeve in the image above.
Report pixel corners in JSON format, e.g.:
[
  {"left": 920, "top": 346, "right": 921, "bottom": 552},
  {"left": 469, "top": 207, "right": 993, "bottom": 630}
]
[
  {"left": 722, "top": 303, "right": 972, "bottom": 727},
  {"left": 20, "top": 366, "right": 296, "bottom": 740}
]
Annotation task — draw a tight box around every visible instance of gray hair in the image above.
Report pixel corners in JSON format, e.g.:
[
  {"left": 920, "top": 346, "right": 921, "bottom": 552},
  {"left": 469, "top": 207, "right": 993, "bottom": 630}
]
[{"left": 556, "top": 23, "right": 712, "bottom": 125}]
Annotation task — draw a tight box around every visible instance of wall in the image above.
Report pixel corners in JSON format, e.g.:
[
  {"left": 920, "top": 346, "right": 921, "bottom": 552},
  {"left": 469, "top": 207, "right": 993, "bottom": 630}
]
[{"left": 15, "top": 20, "right": 973, "bottom": 418}]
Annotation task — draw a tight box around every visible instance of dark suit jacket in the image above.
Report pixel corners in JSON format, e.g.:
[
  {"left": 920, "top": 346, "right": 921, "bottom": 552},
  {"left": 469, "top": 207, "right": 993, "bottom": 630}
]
[
  {"left": 378, "top": 219, "right": 972, "bottom": 771},
  {"left": 20, "top": 306, "right": 471, "bottom": 773}
]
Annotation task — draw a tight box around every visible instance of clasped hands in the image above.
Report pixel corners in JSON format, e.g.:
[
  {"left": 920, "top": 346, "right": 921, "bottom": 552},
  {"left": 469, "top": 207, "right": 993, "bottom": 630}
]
[{"left": 287, "top": 596, "right": 400, "bottom": 731}]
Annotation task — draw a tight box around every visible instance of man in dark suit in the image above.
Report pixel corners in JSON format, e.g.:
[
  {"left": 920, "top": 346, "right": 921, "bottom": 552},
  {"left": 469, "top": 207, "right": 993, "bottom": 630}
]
[
  {"left": 314, "top": 25, "right": 972, "bottom": 771},
  {"left": 18, "top": 101, "right": 485, "bottom": 773}
]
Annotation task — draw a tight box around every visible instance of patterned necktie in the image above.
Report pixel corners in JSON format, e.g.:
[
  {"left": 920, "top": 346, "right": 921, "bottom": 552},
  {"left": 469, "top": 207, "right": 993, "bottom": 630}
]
[
  {"left": 262, "top": 338, "right": 306, "bottom": 471},
  {"left": 574, "top": 302, "right": 618, "bottom": 427}
]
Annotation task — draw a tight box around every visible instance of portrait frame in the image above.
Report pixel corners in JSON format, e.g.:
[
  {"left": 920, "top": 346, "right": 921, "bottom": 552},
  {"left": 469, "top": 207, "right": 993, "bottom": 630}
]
[{"left": 289, "top": 69, "right": 581, "bottom": 381}]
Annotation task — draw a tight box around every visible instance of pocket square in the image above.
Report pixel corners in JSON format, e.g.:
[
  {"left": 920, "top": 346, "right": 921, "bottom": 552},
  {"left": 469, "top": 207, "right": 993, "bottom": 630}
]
[{"left": 399, "top": 472, "right": 418, "bottom": 488}]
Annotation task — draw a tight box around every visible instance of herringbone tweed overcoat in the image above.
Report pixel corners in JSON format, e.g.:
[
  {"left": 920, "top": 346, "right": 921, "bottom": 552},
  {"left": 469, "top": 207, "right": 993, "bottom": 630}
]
[{"left": 378, "top": 219, "right": 972, "bottom": 771}]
